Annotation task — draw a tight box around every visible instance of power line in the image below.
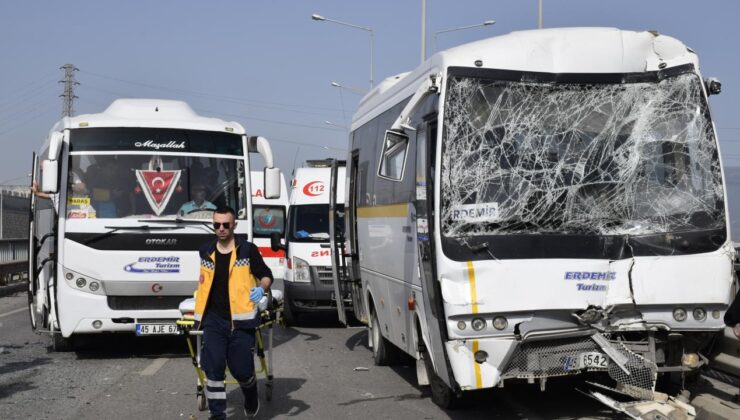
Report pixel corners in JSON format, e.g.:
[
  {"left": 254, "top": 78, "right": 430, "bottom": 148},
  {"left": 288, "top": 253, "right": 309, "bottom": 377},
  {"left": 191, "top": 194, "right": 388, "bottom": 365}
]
[
  {"left": 79, "top": 69, "right": 345, "bottom": 115},
  {"left": 60, "top": 64, "right": 79, "bottom": 117}
]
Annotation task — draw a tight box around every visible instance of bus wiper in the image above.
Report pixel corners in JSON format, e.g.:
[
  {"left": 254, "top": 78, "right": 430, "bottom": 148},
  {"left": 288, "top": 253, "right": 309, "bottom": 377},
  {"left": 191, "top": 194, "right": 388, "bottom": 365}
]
[
  {"left": 138, "top": 218, "right": 214, "bottom": 230},
  {"left": 458, "top": 237, "right": 498, "bottom": 261},
  {"left": 85, "top": 225, "right": 184, "bottom": 245}
]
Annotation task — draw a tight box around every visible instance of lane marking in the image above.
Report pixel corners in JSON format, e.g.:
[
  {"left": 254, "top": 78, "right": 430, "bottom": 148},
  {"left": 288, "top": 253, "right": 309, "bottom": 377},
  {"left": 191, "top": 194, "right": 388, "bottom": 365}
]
[
  {"left": 0, "top": 307, "right": 26, "bottom": 319},
  {"left": 140, "top": 357, "right": 169, "bottom": 376}
]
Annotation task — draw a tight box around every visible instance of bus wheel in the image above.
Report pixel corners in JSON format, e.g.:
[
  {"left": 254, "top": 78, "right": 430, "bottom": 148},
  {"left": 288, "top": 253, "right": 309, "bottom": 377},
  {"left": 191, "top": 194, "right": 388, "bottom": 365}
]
[
  {"left": 27, "top": 290, "right": 38, "bottom": 331},
  {"left": 52, "top": 332, "right": 75, "bottom": 352},
  {"left": 370, "top": 309, "right": 400, "bottom": 366},
  {"left": 421, "top": 347, "right": 463, "bottom": 409}
]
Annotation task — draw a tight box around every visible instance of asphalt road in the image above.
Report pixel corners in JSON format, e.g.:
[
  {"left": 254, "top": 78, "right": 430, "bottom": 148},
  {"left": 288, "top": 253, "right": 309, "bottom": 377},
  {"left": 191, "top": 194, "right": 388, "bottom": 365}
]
[{"left": 0, "top": 291, "right": 630, "bottom": 419}]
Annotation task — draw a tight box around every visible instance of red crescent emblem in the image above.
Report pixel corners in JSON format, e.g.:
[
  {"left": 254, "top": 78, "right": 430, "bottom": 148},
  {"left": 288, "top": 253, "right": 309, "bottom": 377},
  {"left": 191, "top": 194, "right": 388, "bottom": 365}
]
[{"left": 258, "top": 209, "right": 277, "bottom": 228}]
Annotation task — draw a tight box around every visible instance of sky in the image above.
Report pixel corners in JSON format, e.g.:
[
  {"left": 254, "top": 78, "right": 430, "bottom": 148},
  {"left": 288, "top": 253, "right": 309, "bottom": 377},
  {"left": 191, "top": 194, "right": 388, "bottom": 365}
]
[{"left": 1, "top": 0, "right": 740, "bottom": 185}]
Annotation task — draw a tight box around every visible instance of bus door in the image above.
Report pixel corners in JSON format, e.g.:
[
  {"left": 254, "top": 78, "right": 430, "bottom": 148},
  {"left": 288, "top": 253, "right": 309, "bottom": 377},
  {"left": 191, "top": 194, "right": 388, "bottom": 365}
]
[
  {"left": 329, "top": 159, "right": 350, "bottom": 325},
  {"left": 27, "top": 153, "right": 40, "bottom": 330},
  {"left": 415, "top": 119, "right": 453, "bottom": 387}
]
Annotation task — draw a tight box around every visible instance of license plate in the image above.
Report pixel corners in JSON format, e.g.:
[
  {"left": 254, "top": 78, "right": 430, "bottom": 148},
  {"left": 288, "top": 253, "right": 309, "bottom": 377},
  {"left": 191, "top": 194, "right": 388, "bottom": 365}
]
[
  {"left": 564, "top": 352, "right": 609, "bottom": 371},
  {"left": 135, "top": 323, "right": 179, "bottom": 336}
]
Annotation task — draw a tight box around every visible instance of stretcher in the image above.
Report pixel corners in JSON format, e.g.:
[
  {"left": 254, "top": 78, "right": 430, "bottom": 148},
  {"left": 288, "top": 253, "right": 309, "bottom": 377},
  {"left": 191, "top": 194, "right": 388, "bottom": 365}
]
[{"left": 176, "top": 290, "right": 284, "bottom": 411}]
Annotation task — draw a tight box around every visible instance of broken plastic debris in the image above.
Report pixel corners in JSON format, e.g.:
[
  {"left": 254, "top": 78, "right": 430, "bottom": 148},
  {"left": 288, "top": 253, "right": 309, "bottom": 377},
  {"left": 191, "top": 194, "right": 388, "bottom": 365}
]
[{"left": 354, "top": 366, "right": 369, "bottom": 371}]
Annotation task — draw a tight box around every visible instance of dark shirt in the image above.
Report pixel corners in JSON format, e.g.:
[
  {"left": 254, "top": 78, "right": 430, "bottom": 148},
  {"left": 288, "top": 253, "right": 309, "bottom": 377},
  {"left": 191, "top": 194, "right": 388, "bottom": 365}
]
[{"left": 207, "top": 249, "right": 232, "bottom": 320}]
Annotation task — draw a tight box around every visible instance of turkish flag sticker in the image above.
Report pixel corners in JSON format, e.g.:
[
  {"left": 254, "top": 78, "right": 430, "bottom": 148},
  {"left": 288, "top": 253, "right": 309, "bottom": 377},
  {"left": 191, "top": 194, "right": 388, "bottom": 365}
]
[{"left": 136, "top": 169, "right": 181, "bottom": 216}]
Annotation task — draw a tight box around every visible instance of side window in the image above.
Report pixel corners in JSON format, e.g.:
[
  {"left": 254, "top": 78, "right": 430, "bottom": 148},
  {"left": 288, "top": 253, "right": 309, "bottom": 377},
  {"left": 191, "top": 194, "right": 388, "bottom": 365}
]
[{"left": 378, "top": 130, "right": 410, "bottom": 181}]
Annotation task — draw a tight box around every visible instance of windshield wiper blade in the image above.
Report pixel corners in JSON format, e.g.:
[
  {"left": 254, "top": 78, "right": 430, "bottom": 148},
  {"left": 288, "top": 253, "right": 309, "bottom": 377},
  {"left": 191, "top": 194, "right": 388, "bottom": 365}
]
[
  {"left": 84, "top": 225, "right": 184, "bottom": 245},
  {"left": 457, "top": 238, "right": 499, "bottom": 261}
]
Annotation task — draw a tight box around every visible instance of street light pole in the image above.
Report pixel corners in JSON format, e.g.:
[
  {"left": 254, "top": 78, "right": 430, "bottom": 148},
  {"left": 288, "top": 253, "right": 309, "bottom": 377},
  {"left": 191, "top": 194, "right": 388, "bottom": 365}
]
[
  {"left": 433, "top": 20, "right": 496, "bottom": 53},
  {"left": 312, "top": 14, "right": 375, "bottom": 89}
]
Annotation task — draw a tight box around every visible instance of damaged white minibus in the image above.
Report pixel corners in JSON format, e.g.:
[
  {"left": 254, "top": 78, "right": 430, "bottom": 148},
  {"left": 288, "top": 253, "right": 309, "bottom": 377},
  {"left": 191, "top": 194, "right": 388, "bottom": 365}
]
[{"left": 329, "top": 28, "right": 733, "bottom": 408}]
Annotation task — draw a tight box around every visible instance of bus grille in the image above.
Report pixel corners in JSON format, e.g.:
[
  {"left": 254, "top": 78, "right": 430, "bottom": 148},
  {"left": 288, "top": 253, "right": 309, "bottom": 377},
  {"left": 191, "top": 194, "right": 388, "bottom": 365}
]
[
  {"left": 107, "top": 296, "right": 189, "bottom": 311},
  {"left": 501, "top": 335, "right": 656, "bottom": 399},
  {"left": 313, "top": 266, "right": 335, "bottom": 286}
]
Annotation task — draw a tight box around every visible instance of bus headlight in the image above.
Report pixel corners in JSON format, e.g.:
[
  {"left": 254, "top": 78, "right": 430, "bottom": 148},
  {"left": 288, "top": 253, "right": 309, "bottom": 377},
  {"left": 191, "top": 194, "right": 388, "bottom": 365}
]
[
  {"left": 471, "top": 317, "right": 486, "bottom": 331},
  {"left": 457, "top": 321, "right": 466, "bottom": 330},
  {"left": 65, "top": 272, "right": 74, "bottom": 280},
  {"left": 673, "top": 307, "right": 687, "bottom": 322},
  {"left": 292, "top": 257, "right": 311, "bottom": 282},
  {"left": 76, "top": 278, "right": 87, "bottom": 288},
  {"left": 89, "top": 282, "right": 100, "bottom": 292},
  {"left": 492, "top": 316, "right": 508, "bottom": 330},
  {"left": 692, "top": 307, "right": 706, "bottom": 321}
]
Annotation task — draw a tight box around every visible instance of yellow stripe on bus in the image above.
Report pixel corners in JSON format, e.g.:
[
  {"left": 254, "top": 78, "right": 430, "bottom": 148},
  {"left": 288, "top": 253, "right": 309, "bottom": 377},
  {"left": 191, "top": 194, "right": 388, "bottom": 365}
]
[
  {"left": 466, "top": 261, "right": 478, "bottom": 314},
  {"left": 473, "top": 339, "right": 482, "bottom": 389},
  {"left": 356, "top": 204, "right": 409, "bottom": 218}
]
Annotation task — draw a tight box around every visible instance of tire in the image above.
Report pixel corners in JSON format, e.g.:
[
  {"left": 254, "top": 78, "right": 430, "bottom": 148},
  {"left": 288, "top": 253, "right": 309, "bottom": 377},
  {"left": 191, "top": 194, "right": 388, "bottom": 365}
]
[
  {"left": 27, "top": 290, "right": 38, "bottom": 331},
  {"left": 370, "top": 309, "right": 401, "bottom": 366},
  {"left": 51, "top": 332, "right": 76, "bottom": 352},
  {"left": 197, "top": 393, "right": 207, "bottom": 411},
  {"left": 422, "top": 347, "right": 463, "bottom": 409},
  {"left": 282, "top": 299, "right": 298, "bottom": 326}
]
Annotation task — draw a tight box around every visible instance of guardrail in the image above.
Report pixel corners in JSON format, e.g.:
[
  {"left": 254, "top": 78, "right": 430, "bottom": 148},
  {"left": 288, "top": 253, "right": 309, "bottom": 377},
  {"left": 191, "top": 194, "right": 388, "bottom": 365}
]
[{"left": 0, "top": 238, "right": 28, "bottom": 287}]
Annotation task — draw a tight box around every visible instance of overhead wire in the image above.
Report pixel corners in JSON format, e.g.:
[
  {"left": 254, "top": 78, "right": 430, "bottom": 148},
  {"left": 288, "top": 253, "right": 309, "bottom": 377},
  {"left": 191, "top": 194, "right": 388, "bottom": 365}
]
[{"left": 79, "top": 69, "right": 347, "bottom": 117}]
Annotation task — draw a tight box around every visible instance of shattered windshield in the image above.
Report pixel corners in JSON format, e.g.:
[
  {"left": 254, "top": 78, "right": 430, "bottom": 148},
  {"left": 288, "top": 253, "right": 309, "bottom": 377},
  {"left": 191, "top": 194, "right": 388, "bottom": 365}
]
[{"left": 441, "top": 70, "right": 724, "bottom": 238}]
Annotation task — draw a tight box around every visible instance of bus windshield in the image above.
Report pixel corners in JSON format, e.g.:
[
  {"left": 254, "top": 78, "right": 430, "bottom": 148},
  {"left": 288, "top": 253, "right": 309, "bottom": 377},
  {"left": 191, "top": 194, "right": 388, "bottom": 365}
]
[
  {"left": 65, "top": 154, "right": 244, "bottom": 220},
  {"left": 288, "top": 204, "right": 345, "bottom": 242},
  {"left": 440, "top": 70, "right": 724, "bottom": 238}
]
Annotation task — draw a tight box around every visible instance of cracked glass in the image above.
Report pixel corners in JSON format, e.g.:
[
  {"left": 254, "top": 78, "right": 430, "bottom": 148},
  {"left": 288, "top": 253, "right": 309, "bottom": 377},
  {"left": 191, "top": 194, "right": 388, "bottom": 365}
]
[{"left": 441, "top": 71, "right": 724, "bottom": 238}]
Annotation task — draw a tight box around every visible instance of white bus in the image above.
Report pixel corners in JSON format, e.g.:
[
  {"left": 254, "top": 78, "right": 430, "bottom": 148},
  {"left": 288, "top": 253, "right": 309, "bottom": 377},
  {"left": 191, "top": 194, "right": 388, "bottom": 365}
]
[
  {"left": 28, "top": 99, "right": 281, "bottom": 350},
  {"left": 330, "top": 28, "right": 733, "bottom": 408},
  {"left": 250, "top": 170, "right": 289, "bottom": 289}
]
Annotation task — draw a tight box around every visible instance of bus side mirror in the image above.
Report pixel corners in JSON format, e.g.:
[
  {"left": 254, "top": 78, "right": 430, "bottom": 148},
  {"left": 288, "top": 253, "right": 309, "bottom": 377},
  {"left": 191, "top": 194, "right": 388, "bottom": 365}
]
[
  {"left": 264, "top": 167, "right": 281, "bottom": 199},
  {"left": 270, "top": 232, "right": 285, "bottom": 252},
  {"left": 41, "top": 160, "right": 59, "bottom": 193},
  {"left": 49, "top": 131, "right": 64, "bottom": 160}
]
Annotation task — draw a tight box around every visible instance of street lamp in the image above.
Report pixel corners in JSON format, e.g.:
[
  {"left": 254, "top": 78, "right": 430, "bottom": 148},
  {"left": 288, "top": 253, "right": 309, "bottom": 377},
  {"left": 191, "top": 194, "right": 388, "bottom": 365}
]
[
  {"left": 325, "top": 120, "right": 348, "bottom": 131},
  {"left": 330, "top": 81, "right": 367, "bottom": 96},
  {"left": 433, "top": 20, "right": 496, "bottom": 53},
  {"left": 312, "top": 13, "right": 375, "bottom": 89}
]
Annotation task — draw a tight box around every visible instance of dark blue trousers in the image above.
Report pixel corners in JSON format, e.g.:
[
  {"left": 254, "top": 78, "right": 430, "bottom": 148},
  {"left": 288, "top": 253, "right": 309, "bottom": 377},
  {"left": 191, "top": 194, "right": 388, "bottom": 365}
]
[{"left": 201, "top": 312, "right": 258, "bottom": 419}]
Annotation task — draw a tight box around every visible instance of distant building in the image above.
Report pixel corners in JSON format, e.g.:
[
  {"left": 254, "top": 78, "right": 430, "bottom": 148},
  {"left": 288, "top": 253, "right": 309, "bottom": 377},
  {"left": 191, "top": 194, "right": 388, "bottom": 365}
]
[{"left": 1, "top": 186, "right": 30, "bottom": 239}]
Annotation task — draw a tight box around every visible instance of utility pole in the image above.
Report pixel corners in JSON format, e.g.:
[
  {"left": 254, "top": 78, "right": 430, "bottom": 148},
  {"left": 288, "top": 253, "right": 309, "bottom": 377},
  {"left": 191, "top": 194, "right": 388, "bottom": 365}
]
[
  {"left": 538, "top": 0, "right": 543, "bottom": 29},
  {"left": 421, "top": 0, "right": 427, "bottom": 63},
  {"left": 59, "top": 64, "right": 79, "bottom": 117}
]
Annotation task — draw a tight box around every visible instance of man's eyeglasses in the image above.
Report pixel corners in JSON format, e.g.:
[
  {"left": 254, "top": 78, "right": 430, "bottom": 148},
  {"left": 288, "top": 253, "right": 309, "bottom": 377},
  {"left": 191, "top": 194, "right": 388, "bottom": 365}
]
[{"left": 213, "top": 222, "right": 231, "bottom": 230}]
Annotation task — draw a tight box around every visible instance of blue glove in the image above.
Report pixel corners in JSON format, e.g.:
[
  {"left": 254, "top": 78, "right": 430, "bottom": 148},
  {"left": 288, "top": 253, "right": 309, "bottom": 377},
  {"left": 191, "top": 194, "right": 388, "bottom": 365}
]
[{"left": 249, "top": 287, "right": 265, "bottom": 303}]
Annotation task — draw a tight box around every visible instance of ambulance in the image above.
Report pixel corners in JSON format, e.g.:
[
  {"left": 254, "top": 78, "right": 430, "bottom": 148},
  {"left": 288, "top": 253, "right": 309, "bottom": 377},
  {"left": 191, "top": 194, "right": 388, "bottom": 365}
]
[
  {"left": 250, "top": 171, "right": 289, "bottom": 289},
  {"left": 282, "top": 160, "right": 346, "bottom": 323}
]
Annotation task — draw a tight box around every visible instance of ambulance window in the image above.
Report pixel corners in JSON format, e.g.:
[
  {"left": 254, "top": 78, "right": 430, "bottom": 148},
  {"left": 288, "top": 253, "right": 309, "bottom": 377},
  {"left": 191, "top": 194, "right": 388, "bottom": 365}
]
[
  {"left": 378, "top": 130, "right": 409, "bottom": 181},
  {"left": 253, "top": 205, "right": 286, "bottom": 237}
]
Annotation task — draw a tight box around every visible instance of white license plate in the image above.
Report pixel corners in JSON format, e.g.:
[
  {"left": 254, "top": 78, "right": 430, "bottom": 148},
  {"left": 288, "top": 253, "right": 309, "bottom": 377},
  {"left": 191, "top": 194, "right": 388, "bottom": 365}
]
[
  {"left": 135, "top": 323, "right": 179, "bottom": 336},
  {"left": 564, "top": 352, "right": 609, "bottom": 371}
]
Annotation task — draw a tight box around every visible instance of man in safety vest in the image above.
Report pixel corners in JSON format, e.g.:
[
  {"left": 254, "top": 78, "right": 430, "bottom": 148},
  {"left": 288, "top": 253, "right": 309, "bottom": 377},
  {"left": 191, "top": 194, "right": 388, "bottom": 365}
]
[{"left": 194, "top": 206, "right": 273, "bottom": 419}]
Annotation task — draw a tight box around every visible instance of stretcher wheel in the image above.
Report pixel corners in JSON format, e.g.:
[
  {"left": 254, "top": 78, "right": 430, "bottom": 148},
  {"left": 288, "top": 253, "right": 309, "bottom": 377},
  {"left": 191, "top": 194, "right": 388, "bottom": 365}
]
[
  {"left": 198, "top": 392, "right": 207, "bottom": 411},
  {"left": 265, "top": 382, "right": 273, "bottom": 402}
]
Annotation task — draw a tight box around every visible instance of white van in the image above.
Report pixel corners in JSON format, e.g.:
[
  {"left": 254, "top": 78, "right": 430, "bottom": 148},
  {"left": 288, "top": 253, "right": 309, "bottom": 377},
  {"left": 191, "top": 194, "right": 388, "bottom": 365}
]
[
  {"left": 250, "top": 171, "right": 289, "bottom": 290},
  {"left": 282, "top": 160, "right": 346, "bottom": 323}
]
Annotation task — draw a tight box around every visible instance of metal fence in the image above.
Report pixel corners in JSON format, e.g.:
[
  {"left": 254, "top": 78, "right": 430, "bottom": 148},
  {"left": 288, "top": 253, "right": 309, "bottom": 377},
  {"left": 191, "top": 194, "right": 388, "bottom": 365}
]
[{"left": 0, "top": 238, "right": 28, "bottom": 286}]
